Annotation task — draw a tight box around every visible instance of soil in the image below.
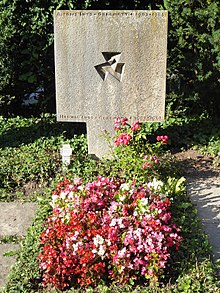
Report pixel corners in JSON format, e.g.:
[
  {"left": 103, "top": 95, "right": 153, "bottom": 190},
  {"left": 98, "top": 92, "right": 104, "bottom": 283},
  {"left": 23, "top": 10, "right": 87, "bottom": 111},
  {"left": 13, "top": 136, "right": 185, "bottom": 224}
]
[{"left": 173, "top": 148, "right": 220, "bottom": 179}]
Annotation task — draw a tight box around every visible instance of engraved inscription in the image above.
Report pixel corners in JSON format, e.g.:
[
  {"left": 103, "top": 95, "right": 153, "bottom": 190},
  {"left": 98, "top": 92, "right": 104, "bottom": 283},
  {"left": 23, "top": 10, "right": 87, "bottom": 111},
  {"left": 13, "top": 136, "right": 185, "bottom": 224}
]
[
  {"left": 59, "top": 114, "right": 163, "bottom": 121},
  {"left": 95, "top": 52, "right": 125, "bottom": 82},
  {"left": 56, "top": 11, "right": 167, "bottom": 18}
]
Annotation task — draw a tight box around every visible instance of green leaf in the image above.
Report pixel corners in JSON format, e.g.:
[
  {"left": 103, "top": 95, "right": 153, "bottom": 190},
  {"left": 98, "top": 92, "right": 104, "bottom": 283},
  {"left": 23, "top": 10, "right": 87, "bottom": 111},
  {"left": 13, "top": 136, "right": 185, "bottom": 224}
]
[{"left": 3, "top": 250, "right": 18, "bottom": 257}]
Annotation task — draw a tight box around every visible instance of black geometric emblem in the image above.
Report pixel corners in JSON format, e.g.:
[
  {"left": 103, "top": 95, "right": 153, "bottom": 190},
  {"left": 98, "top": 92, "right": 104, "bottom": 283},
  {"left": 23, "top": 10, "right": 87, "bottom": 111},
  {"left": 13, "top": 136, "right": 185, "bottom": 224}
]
[{"left": 95, "top": 52, "right": 125, "bottom": 82}]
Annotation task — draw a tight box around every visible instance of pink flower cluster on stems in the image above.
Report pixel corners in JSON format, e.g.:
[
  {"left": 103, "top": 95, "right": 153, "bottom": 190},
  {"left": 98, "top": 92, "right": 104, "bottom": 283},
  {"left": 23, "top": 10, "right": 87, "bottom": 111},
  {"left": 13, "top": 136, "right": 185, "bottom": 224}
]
[
  {"left": 114, "top": 133, "right": 132, "bottom": 146},
  {"left": 156, "top": 135, "right": 169, "bottom": 144},
  {"left": 131, "top": 121, "right": 140, "bottom": 132},
  {"left": 113, "top": 118, "right": 141, "bottom": 146},
  {"left": 114, "top": 117, "right": 128, "bottom": 131},
  {"left": 38, "top": 177, "right": 182, "bottom": 290},
  {"left": 142, "top": 155, "right": 160, "bottom": 170}
]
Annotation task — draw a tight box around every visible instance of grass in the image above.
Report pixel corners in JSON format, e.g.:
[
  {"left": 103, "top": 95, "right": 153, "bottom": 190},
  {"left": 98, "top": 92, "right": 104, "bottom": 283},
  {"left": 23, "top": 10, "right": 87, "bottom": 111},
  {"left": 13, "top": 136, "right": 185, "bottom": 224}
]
[
  {"left": 0, "top": 114, "right": 220, "bottom": 292},
  {"left": 0, "top": 114, "right": 87, "bottom": 201}
]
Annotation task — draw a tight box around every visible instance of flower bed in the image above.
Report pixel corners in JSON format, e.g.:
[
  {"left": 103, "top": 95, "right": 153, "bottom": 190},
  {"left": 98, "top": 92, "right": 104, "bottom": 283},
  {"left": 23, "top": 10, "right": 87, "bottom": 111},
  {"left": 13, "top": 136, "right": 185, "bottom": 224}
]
[{"left": 38, "top": 176, "right": 181, "bottom": 290}]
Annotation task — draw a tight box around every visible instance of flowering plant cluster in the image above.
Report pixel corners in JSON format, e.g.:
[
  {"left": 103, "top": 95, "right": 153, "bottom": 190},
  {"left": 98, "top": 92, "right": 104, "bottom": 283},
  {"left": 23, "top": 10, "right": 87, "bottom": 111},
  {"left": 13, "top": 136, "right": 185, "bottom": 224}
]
[
  {"left": 113, "top": 118, "right": 141, "bottom": 146},
  {"left": 113, "top": 117, "right": 168, "bottom": 150},
  {"left": 111, "top": 118, "right": 169, "bottom": 182},
  {"left": 156, "top": 135, "right": 169, "bottom": 144},
  {"left": 38, "top": 176, "right": 181, "bottom": 290}
]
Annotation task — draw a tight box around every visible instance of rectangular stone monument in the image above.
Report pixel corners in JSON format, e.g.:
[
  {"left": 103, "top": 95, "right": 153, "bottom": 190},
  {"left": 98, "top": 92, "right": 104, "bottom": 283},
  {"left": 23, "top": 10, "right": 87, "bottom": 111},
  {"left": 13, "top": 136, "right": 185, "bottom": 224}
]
[{"left": 54, "top": 10, "right": 168, "bottom": 158}]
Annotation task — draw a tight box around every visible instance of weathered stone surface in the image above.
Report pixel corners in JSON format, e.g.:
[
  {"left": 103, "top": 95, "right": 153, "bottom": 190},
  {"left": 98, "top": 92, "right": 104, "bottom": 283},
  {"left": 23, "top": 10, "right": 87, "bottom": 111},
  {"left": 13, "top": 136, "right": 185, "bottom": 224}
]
[
  {"left": 187, "top": 177, "right": 220, "bottom": 262},
  {"left": 54, "top": 10, "right": 168, "bottom": 157},
  {"left": 0, "top": 202, "right": 38, "bottom": 236},
  {"left": 0, "top": 244, "right": 19, "bottom": 288}
]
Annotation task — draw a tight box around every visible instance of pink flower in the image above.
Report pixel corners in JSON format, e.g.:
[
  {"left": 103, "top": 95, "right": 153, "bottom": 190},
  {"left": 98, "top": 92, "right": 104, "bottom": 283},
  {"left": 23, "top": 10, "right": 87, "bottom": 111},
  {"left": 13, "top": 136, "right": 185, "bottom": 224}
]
[
  {"left": 114, "top": 133, "right": 132, "bottom": 146},
  {"left": 142, "top": 162, "right": 152, "bottom": 170},
  {"left": 113, "top": 253, "right": 119, "bottom": 264},
  {"left": 114, "top": 118, "right": 121, "bottom": 131},
  {"left": 151, "top": 155, "right": 159, "bottom": 164},
  {"left": 156, "top": 135, "right": 168, "bottom": 144},
  {"left": 73, "top": 178, "right": 82, "bottom": 185},
  {"left": 114, "top": 117, "right": 128, "bottom": 130},
  {"left": 114, "top": 124, "right": 121, "bottom": 131},
  {"left": 159, "top": 260, "right": 166, "bottom": 268},
  {"left": 120, "top": 117, "right": 128, "bottom": 126},
  {"left": 114, "top": 118, "right": 121, "bottom": 124},
  {"left": 131, "top": 121, "right": 140, "bottom": 132},
  {"left": 156, "top": 136, "right": 161, "bottom": 141}
]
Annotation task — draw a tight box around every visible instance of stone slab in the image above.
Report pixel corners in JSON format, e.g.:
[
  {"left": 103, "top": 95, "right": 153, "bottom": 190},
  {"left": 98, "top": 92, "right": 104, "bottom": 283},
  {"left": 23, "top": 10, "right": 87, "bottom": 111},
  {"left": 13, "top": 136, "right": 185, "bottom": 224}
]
[
  {"left": 0, "top": 244, "right": 19, "bottom": 288},
  {"left": 187, "top": 176, "right": 220, "bottom": 262},
  {"left": 0, "top": 202, "right": 38, "bottom": 237},
  {"left": 54, "top": 10, "right": 168, "bottom": 157}
]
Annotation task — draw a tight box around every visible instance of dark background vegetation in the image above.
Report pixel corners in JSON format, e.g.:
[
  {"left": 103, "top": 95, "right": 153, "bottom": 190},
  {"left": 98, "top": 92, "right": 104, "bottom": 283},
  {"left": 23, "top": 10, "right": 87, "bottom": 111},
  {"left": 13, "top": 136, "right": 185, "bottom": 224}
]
[{"left": 0, "top": 0, "right": 219, "bottom": 117}]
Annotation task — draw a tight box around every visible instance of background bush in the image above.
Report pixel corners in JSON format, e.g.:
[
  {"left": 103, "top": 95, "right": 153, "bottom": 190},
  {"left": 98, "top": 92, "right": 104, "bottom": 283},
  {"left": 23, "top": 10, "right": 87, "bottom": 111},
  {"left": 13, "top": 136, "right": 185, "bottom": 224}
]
[{"left": 0, "top": 0, "right": 219, "bottom": 116}]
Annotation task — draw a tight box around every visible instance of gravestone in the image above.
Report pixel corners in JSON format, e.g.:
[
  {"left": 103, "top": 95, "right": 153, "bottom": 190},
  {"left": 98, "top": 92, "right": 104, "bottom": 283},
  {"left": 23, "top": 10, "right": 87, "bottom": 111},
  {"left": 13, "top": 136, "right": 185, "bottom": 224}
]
[{"left": 54, "top": 10, "right": 168, "bottom": 158}]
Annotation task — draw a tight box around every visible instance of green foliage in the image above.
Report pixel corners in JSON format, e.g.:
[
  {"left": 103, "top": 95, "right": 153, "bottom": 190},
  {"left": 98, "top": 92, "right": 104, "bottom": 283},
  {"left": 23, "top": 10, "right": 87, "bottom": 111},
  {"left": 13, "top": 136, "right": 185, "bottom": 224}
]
[
  {"left": 0, "top": 0, "right": 90, "bottom": 115},
  {"left": 0, "top": 0, "right": 219, "bottom": 116},
  {"left": 0, "top": 114, "right": 87, "bottom": 201},
  {"left": 0, "top": 235, "right": 23, "bottom": 244},
  {"left": 165, "top": 0, "right": 220, "bottom": 115},
  {"left": 0, "top": 143, "right": 60, "bottom": 189},
  {"left": 0, "top": 114, "right": 219, "bottom": 202},
  {"left": 142, "top": 114, "right": 220, "bottom": 154}
]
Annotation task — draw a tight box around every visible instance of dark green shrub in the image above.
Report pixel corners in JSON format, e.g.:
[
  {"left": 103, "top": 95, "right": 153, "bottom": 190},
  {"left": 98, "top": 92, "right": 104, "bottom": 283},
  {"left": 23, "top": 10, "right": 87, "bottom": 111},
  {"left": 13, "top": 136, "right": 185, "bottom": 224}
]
[{"left": 0, "top": 1, "right": 219, "bottom": 116}]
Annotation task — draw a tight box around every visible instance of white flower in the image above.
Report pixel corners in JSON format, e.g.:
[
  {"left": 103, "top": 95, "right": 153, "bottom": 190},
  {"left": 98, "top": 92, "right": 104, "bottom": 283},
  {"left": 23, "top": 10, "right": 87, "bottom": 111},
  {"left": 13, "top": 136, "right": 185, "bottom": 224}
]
[
  {"left": 118, "top": 194, "right": 126, "bottom": 202},
  {"left": 110, "top": 218, "right": 117, "bottom": 227},
  {"left": 67, "top": 191, "right": 74, "bottom": 200},
  {"left": 118, "top": 218, "right": 125, "bottom": 228},
  {"left": 133, "top": 211, "right": 138, "bottom": 217},
  {"left": 52, "top": 194, "right": 59, "bottom": 202},
  {"left": 147, "top": 178, "right": 164, "bottom": 191},
  {"left": 93, "top": 235, "right": 104, "bottom": 246},
  {"left": 106, "top": 239, "right": 111, "bottom": 246},
  {"left": 60, "top": 191, "right": 67, "bottom": 200},
  {"left": 74, "top": 231, "right": 79, "bottom": 237},
  {"left": 120, "top": 183, "right": 130, "bottom": 191},
  {"left": 159, "top": 193, "right": 167, "bottom": 200},
  {"left": 72, "top": 243, "right": 79, "bottom": 251},
  {"left": 118, "top": 247, "right": 126, "bottom": 258},
  {"left": 140, "top": 198, "right": 148, "bottom": 206},
  {"left": 97, "top": 245, "right": 105, "bottom": 256}
]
